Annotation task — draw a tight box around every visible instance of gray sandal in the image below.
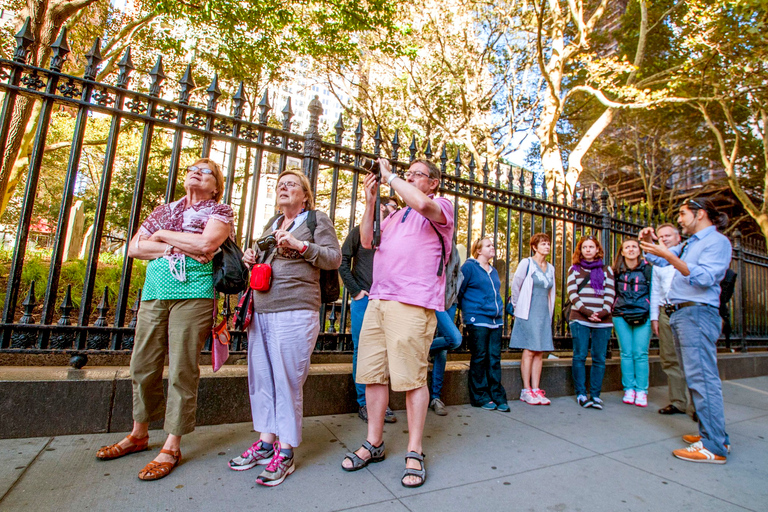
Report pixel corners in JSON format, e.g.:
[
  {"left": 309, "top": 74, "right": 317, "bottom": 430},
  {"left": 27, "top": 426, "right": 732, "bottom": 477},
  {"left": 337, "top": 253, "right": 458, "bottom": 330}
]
[
  {"left": 401, "top": 451, "right": 426, "bottom": 488},
  {"left": 341, "top": 440, "right": 385, "bottom": 472}
]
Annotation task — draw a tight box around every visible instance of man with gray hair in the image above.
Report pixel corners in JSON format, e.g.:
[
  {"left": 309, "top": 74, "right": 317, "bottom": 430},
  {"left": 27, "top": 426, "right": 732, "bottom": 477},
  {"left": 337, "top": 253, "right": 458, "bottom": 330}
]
[{"left": 651, "top": 223, "right": 694, "bottom": 419}]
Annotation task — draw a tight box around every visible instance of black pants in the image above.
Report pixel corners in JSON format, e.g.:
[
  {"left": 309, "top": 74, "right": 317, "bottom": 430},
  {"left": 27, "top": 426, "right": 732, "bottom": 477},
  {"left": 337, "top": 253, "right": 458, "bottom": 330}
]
[{"left": 467, "top": 325, "right": 507, "bottom": 406}]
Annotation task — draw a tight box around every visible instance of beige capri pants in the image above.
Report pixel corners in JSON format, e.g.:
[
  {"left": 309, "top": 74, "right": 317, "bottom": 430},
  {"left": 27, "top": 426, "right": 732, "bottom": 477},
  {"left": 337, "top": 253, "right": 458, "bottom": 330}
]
[{"left": 130, "top": 298, "right": 213, "bottom": 436}]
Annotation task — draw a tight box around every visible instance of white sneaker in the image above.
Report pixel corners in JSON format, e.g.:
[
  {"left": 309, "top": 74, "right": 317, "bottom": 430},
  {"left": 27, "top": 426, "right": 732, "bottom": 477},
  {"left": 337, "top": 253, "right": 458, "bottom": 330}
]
[
  {"left": 634, "top": 391, "right": 648, "bottom": 407},
  {"left": 229, "top": 440, "right": 275, "bottom": 471},
  {"left": 520, "top": 389, "right": 540, "bottom": 405},
  {"left": 623, "top": 390, "right": 636, "bottom": 404},
  {"left": 533, "top": 389, "right": 551, "bottom": 405}
]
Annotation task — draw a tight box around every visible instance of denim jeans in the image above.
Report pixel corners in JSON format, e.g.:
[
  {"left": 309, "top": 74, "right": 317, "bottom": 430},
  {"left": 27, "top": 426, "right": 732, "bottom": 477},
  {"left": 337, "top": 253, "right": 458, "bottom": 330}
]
[
  {"left": 466, "top": 324, "right": 507, "bottom": 406},
  {"left": 429, "top": 305, "right": 461, "bottom": 400},
  {"left": 570, "top": 322, "right": 611, "bottom": 398},
  {"left": 613, "top": 317, "right": 651, "bottom": 393},
  {"left": 670, "top": 305, "right": 730, "bottom": 457},
  {"left": 350, "top": 294, "right": 369, "bottom": 407}
]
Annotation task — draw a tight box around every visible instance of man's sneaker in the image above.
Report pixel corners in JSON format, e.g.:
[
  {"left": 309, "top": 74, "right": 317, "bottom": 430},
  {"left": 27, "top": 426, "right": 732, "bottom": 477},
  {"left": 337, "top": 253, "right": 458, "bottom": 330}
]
[
  {"left": 481, "top": 401, "right": 497, "bottom": 410},
  {"left": 228, "top": 440, "right": 274, "bottom": 471},
  {"left": 623, "top": 389, "right": 636, "bottom": 404},
  {"left": 634, "top": 391, "right": 648, "bottom": 407},
  {"left": 384, "top": 407, "right": 398, "bottom": 423},
  {"left": 534, "top": 389, "right": 551, "bottom": 405},
  {"left": 430, "top": 398, "right": 448, "bottom": 416},
  {"left": 358, "top": 405, "right": 368, "bottom": 423},
  {"left": 496, "top": 403, "right": 511, "bottom": 412},
  {"left": 256, "top": 444, "right": 296, "bottom": 486},
  {"left": 520, "top": 389, "right": 540, "bottom": 405},
  {"left": 590, "top": 397, "right": 604, "bottom": 410},
  {"left": 577, "top": 395, "right": 591, "bottom": 408},
  {"left": 673, "top": 441, "right": 726, "bottom": 464},
  {"left": 682, "top": 434, "right": 731, "bottom": 454}
]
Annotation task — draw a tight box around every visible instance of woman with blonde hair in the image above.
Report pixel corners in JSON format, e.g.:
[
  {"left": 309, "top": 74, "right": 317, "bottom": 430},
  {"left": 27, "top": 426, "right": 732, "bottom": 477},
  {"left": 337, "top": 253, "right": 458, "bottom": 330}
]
[
  {"left": 229, "top": 169, "right": 341, "bottom": 486},
  {"left": 96, "top": 158, "right": 234, "bottom": 480},
  {"left": 458, "top": 236, "right": 508, "bottom": 412},
  {"left": 509, "top": 233, "right": 556, "bottom": 405},
  {"left": 612, "top": 238, "right": 652, "bottom": 407}
]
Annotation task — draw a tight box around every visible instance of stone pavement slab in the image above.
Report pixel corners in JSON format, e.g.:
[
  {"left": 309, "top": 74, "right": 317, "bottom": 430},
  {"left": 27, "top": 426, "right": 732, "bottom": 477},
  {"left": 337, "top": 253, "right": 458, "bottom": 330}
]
[
  {"left": 0, "top": 437, "right": 49, "bottom": 499},
  {"left": 1, "top": 377, "right": 767, "bottom": 511},
  {"left": 722, "top": 377, "right": 768, "bottom": 411},
  {"left": 326, "top": 403, "right": 594, "bottom": 499},
  {"left": 399, "top": 456, "right": 749, "bottom": 512}
]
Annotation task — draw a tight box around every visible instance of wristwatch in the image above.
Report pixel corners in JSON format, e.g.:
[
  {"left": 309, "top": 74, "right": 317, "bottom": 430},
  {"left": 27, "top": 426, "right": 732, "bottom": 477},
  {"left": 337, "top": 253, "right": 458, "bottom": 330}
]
[
  {"left": 387, "top": 173, "right": 399, "bottom": 186},
  {"left": 299, "top": 240, "right": 309, "bottom": 254}
]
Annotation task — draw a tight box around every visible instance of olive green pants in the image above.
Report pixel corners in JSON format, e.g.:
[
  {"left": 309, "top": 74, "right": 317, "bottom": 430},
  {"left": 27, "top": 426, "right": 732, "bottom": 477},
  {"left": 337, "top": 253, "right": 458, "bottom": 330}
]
[
  {"left": 130, "top": 298, "right": 213, "bottom": 436},
  {"left": 658, "top": 307, "right": 694, "bottom": 416}
]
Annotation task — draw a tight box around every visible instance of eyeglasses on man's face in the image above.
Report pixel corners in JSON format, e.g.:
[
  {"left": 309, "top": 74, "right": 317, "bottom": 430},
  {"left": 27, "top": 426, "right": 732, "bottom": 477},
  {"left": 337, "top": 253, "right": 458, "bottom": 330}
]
[
  {"left": 277, "top": 181, "right": 302, "bottom": 190},
  {"left": 404, "top": 170, "right": 431, "bottom": 179},
  {"left": 186, "top": 165, "right": 214, "bottom": 175}
]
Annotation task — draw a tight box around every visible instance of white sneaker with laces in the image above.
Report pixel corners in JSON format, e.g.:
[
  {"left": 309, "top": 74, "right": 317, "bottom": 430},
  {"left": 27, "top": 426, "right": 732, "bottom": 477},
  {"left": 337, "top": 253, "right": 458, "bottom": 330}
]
[
  {"left": 520, "top": 389, "right": 540, "bottom": 405},
  {"left": 623, "top": 389, "right": 636, "bottom": 404},
  {"left": 256, "top": 443, "right": 296, "bottom": 486},
  {"left": 533, "top": 389, "right": 551, "bottom": 405},
  {"left": 228, "top": 440, "right": 275, "bottom": 471},
  {"left": 634, "top": 391, "right": 648, "bottom": 407}
]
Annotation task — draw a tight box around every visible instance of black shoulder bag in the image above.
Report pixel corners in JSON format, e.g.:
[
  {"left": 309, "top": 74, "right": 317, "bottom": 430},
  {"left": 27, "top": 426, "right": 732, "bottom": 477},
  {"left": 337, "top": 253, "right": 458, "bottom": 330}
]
[{"left": 213, "top": 238, "right": 249, "bottom": 294}]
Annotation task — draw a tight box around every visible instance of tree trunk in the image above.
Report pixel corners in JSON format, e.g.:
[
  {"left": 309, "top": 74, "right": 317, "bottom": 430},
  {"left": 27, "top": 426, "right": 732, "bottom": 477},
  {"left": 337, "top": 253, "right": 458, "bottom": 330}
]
[{"left": 0, "top": 0, "right": 100, "bottom": 218}]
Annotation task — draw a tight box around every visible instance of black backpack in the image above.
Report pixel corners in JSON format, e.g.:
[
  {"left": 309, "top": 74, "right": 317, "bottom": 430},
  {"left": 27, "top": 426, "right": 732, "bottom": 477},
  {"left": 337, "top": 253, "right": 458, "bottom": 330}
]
[
  {"left": 614, "top": 262, "right": 653, "bottom": 326},
  {"left": 307, "top": 210, "right": 341, "bottom": 304}
]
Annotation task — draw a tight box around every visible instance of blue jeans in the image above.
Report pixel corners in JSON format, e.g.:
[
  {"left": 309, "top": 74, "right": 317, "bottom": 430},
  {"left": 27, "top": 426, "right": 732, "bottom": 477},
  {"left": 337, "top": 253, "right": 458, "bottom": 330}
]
[
  {"left": 613, "top": 317, "right": 651, "bottom": 393},
  {"left": 670, "top": 305, "right": 730, "bottom": 457},
  {"left": 429, "top": 305, "right": 461, "bottom": 400},
  {"left": 570, "top": 322, "right": 611, "bottom": 398},
  {"left": 466, "top": 325, "right": 507, "bottom": 406},
  {"left": 350, "top": 294, "right": 369, "bottom": 407}
]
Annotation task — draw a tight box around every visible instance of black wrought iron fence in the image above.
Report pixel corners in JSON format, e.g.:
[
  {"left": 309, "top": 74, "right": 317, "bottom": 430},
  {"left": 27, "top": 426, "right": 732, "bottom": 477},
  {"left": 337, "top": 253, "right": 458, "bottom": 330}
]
[{"left": 1, "top": 24, "right": 766, "bottom": 361}]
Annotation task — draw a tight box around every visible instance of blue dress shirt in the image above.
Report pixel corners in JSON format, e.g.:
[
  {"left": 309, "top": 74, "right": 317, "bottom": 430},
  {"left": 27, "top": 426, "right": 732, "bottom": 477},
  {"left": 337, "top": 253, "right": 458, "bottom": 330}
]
[{"left": 645, "top": 225, "right": 732, "bottom": 308}]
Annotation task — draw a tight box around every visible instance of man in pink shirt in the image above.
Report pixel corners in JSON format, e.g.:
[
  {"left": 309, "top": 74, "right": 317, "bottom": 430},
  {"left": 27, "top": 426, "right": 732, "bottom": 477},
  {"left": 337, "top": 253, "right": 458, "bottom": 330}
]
[{"left": 341, "top": 158, "right": 454, "bottom": 488}]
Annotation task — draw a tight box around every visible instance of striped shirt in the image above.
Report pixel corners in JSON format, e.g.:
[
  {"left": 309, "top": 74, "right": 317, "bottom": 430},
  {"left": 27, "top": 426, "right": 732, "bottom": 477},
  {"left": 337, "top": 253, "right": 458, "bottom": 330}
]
[{"left": 567, "top": 266, "right": 616, "bottom": 328}]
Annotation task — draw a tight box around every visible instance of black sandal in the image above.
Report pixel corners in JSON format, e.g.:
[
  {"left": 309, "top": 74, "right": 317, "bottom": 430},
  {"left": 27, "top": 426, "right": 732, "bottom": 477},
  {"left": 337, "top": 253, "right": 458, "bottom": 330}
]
[
  {"left": 401, "top": 451, "right": 426, "bottom": 488},
  {"left": 341, "top": 440, "right": 385, "bottom": 472}
]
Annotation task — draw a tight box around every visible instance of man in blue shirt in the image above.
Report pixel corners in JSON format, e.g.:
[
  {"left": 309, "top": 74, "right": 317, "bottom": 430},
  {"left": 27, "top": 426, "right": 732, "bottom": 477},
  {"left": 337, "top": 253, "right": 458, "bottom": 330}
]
[{"left": 640, "top": 197, "right": 731, "bottom": 464}]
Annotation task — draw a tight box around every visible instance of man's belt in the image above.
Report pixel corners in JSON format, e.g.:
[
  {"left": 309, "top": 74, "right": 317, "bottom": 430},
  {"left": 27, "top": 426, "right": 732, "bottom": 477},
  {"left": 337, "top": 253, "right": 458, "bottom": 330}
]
[{"left": 664, "top": 301, "right": 717, "bottom": 316}]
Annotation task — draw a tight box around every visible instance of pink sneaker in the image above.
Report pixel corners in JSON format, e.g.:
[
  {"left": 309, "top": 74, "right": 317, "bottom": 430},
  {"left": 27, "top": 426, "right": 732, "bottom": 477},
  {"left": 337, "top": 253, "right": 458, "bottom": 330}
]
[
  {"left": 635, "top": 391, "right": 648, "bottom": 407},
  {"left": 623, "top": 390, "right": 636, "bottom": 404},
  {"left": 256, "top": 442, "right": 295, "bottom": 487},
  {"left": 520, "top": 389, "right": 540, "bottom": 405},
  {"left": 533, "top": 389, "right": 551, "bottom": 405}
]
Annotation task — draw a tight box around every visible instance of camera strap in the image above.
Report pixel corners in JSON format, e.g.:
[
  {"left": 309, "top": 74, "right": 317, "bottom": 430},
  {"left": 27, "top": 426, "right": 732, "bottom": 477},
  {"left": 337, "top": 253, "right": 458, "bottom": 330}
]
[{"left": 259, "top": 247, "right": 277, "bottom": 265}]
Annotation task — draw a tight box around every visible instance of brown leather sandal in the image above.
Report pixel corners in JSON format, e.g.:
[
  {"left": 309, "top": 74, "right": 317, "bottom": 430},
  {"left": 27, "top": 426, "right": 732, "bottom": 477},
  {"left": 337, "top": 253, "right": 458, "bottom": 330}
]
[
  {"left": 138, "top": 449, "right": 182, "bottom": 481},
  {"left": 96, "top": 434, "right": 149, "bottom": 460}
]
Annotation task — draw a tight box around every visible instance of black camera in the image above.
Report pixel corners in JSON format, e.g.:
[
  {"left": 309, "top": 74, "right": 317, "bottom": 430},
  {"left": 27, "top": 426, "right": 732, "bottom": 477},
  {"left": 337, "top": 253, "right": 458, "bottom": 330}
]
[
  {"left": 256, "top": 233, "right": 277, "bottom": 251},
  {"left": 361, "top": 157, "right": 381, "bottom": 180}
]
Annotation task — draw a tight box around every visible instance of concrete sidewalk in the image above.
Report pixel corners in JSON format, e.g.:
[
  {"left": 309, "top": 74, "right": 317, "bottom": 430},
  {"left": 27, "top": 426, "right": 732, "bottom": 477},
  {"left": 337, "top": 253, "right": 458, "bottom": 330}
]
[{"left": 1, "top": 378, "right": 767, "bottom": 512}]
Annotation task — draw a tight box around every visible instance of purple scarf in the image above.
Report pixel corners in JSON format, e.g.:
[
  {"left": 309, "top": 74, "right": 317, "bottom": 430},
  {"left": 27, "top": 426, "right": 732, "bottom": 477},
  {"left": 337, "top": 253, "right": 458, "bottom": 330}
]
[{"left": 572, "top": 258, "right": 606, "bottom": 295}]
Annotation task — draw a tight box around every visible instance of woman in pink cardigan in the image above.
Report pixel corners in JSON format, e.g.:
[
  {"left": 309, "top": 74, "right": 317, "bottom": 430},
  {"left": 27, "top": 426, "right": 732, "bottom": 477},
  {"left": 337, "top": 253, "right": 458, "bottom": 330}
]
[{"left": 508, "top": 233, "right": 556, "bottom": 405}]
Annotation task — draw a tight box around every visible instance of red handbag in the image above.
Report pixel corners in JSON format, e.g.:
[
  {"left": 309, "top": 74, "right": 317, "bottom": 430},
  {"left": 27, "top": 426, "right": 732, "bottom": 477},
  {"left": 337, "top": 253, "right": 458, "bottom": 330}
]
[
  {"left": 250, "top": 263, "right": 273, "bottom": 291},
  {"left": 250, "top": 247, "right": 276, "bottom": 291}
]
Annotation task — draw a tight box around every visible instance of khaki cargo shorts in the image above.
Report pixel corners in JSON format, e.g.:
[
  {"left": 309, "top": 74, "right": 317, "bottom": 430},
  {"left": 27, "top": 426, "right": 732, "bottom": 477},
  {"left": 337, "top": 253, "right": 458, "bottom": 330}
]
[{"left": 355, "top": 299, "right": 437, "bottom": 392}]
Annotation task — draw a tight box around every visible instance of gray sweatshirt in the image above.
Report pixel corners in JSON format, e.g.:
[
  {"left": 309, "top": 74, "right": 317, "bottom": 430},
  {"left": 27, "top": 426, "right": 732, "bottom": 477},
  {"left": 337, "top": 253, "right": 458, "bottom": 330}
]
[{"left": 252, "top": 210, "right": 341, "bottom": 313}]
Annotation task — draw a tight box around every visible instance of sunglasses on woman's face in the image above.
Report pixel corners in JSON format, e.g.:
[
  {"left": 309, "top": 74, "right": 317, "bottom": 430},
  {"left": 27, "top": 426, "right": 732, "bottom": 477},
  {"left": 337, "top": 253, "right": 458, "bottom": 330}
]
[{"left": 186, "top": 165, "right": 214, "bottom": 175}]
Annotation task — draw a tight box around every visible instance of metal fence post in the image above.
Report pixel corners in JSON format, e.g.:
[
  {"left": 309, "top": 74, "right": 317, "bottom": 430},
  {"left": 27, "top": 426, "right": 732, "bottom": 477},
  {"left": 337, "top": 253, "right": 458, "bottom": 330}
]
[
  {"left": 733, "top": 230, "right": 746, "bottom": 352},
  {"left": 303, "top": 95, "right": 323, "bottom": 194},
  {"left": 600, "top": 188, "right": 612, "bottom": 263}
]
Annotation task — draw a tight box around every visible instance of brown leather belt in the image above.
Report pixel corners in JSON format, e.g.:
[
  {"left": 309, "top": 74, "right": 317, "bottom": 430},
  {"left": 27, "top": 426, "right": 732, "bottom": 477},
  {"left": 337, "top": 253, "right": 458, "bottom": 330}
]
[{"left": 664, "top": 301, "right": 717, "bottom": 316}]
